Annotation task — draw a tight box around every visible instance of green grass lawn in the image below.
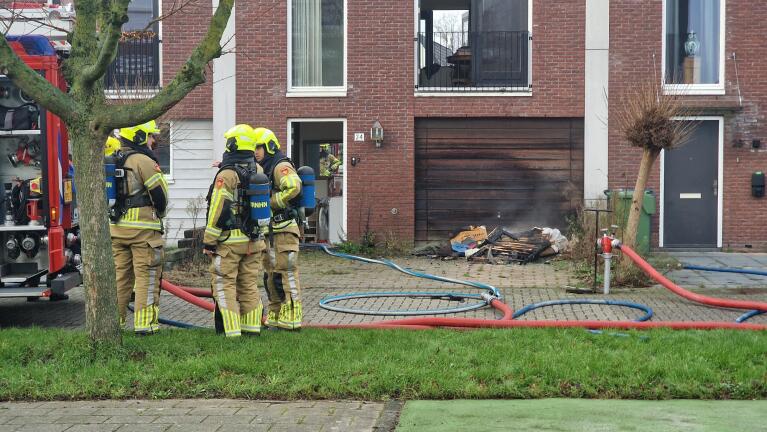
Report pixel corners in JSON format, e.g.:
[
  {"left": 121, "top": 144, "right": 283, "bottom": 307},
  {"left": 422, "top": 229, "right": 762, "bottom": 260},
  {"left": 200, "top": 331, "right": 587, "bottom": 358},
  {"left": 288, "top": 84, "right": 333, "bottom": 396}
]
[{"left": 0, "top": 328, "right": 764, "bottom": 400}]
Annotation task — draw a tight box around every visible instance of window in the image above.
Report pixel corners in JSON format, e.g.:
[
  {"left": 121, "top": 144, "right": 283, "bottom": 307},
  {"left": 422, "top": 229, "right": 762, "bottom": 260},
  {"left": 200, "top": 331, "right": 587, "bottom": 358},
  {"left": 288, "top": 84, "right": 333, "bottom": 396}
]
[
  {"left": 105, "top": 0, "right": 160, "bottom": 93},
  {"left": 289, "top": 0, "right": 346, "bottom": 94},
  {"left": 663, "top": 0, "right": 724, "bottom": 94},
  {"left": 416, "top": 0, "right": 531, "bottom": 93},
  {"left": 126, "top": 0, "right": 157, "bottom": 32},
  {"left": 155, "top": 122, "right": 172, "bottom": 177}
]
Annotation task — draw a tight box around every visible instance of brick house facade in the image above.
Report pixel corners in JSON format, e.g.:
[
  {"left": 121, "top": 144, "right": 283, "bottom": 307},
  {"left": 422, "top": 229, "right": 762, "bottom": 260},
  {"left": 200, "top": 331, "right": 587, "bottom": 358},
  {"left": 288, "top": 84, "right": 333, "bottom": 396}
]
[
  {"left": 608, "top": 0, "right": 767, "bottom": 249},
  {"left": 12, "top": 0, "right": 764, "bottom": 249},
  {"left": 233, "top": 0, "right": 587, "bottom": 243}
]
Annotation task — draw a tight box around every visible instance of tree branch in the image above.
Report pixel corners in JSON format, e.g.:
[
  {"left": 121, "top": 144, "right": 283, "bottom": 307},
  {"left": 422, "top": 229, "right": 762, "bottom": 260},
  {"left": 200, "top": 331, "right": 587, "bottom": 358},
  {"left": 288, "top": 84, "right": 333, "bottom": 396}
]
[
  {"left": 80, "top": 0, "right": 130, "bottom": 84},
  {"left": 0, "top": 38, "right": 77, "bottom": 122},
  {"left": 97, "top": 0, "right": 234, "bottom": 129},
  {"left": 0, "top": 7, "right": 73, "bottom": 35},
  {"left": 142, "top": 0, "right": 197, "bottom": 32}
]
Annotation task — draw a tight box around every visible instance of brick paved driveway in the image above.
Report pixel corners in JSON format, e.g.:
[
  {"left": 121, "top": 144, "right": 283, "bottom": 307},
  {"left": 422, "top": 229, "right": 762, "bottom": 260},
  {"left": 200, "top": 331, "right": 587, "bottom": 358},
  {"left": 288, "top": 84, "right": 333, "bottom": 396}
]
[{"left": 1, "top": 251, "right": 765, "bottom": 329}]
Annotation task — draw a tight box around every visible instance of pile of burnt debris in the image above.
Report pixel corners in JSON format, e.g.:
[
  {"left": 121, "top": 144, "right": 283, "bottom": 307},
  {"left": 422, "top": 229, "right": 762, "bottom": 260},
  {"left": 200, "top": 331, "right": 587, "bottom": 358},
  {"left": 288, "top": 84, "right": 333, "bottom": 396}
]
[{"left": 413, "top": 225, "right": 569, "bottom": 265}]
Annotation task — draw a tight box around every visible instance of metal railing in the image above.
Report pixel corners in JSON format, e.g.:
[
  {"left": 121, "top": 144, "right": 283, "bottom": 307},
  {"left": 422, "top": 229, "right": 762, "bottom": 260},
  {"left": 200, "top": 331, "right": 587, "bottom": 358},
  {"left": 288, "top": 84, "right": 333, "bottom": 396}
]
[
  {"left": 416, "top": 31, "right": 530, "bottom": 92},
  {"left": 104, "top": 35, "right": 160, "bottom": 91}
]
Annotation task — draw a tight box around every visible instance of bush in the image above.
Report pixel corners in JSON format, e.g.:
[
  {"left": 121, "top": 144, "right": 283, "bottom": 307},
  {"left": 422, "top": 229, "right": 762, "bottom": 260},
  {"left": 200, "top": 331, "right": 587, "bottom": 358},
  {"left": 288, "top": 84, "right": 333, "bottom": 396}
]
[{"left": 565, "top": 200, "right": 653, "bottom": 287}]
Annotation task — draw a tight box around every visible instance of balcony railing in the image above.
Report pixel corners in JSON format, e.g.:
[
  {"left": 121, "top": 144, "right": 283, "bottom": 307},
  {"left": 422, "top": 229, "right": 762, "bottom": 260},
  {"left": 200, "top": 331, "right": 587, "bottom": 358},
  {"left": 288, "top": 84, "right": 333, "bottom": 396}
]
[
  {"left": 416, "top": 31, "right": 530, "bottom": 92},
  {"left": 104, "top": 35, "right": 160, "bottom": 92}
]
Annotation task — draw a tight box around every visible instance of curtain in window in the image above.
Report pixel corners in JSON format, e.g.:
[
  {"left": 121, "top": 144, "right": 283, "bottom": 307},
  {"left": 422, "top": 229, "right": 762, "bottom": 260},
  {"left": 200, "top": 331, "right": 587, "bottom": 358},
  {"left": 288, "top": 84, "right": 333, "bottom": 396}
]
[
  {"left": 665, "top": 0, "right": 720, "bottom": 85},
  {"left": 292, "top": 0, "right": 323, "bottom": 87}
]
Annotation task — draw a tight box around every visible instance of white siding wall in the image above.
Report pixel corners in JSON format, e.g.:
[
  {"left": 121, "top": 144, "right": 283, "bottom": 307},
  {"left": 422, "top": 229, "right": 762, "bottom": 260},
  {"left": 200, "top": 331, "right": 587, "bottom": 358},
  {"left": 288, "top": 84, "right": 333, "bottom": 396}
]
[{"left": 164, "top": 119, "right": 215, "bottom": 243}]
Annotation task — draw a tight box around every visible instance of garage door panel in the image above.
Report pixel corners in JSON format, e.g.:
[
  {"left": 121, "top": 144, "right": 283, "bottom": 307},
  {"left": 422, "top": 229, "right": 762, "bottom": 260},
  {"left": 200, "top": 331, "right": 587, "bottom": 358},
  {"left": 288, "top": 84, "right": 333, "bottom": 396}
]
[
  {"left": 418, "top": 158, "right": 575, "bottom": 171},
  {"left": 419, "top": 169, "right": 576, "bottom": 182},
  {"left": 415, "top": 117, "right": 584, "bottom": 242},
  {"left": 418, "top": 148, "right": 576, "bottom": 160}
]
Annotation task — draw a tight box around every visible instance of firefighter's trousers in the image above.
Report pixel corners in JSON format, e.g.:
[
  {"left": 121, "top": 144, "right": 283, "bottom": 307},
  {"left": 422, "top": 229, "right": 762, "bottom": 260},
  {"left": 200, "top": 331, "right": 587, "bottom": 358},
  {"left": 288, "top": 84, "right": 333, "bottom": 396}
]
[
  {"left": 262, "top": 232, "right": 302, "bottom": 329},
  {"left": 209, "top": 241, "right": 266, "bottom": 337},
  {"left": 112, "top": 229, "right": 164, "bottom": 334}
]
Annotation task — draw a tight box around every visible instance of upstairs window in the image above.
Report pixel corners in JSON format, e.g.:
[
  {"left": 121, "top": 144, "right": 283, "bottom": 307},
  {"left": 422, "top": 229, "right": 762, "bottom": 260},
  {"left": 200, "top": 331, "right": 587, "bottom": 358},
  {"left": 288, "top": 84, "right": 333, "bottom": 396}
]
[
  {"left": 105, "top": 0, "right": 160, "bottom": 93},
  {"left": 663, "top": 0, "right": 725, "bottom": 94},
  {"left": 289, "top": 0, "right": 346, "bottom": 93}
]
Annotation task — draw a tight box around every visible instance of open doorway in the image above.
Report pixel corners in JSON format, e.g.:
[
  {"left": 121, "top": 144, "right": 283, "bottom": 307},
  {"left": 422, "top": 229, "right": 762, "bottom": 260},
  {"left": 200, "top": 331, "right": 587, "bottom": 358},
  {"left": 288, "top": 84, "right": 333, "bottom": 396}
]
[{"left": 287, "top": 119, "right": 346, "bottom": 243}]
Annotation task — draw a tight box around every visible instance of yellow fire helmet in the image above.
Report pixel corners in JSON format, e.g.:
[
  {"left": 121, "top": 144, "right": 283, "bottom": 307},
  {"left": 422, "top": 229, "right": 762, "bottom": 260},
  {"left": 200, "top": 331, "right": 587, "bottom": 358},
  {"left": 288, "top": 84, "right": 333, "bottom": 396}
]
[
  {"left": 118, "top": 120, "right": 161, "bottom": 145},
  {"left": 104, "top": 136, "right": 121, "bottom": 156},
  {"left": 223, "top": 124, "right": 257, "bottom": 152},
  {"left": 253, "top": 127, "right": 281, "bottom": 155}
]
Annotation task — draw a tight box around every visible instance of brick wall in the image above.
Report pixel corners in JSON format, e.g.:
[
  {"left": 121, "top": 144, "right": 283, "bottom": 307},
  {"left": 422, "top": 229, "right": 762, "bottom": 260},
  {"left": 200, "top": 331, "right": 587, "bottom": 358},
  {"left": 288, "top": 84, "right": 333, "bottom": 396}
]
[
  {"left": 236, "top": 0, "right": 585, "bottom": 241},
  {"left": 161, "top": 0, "right": 213, "bottom": 120},
  {"left": 609, "top": 0, "right": 767, "bottom": 249}
]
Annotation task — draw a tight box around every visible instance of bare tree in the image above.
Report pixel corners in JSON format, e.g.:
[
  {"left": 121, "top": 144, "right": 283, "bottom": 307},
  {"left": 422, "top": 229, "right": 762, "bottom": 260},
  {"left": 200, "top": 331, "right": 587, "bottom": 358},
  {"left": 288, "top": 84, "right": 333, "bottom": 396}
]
[
  {"left": 615, "top": 79, "right": 695, "bottom": 257},
  {"left": 0, "top": 0, "right": 235, "bottom": 345},
  {"left": 433, "top": 12, "right": 462, "bottom": 53}
]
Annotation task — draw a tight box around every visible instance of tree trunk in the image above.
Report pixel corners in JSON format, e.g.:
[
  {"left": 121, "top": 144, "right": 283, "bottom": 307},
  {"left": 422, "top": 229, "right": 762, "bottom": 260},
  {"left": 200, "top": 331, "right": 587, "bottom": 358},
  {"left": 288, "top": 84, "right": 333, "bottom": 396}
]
[
  {"left": 623, "top": 148, "right": 660, "bottom": 251},
  {"left": 68, "top": 122, "right": 121, "bottom": 345}
]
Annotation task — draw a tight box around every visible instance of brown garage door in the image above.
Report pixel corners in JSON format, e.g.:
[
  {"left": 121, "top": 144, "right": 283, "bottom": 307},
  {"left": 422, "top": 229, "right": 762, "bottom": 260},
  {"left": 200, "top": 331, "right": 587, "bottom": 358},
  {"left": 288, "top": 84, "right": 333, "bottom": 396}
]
[{"left": 415, "top": 118, "right": 584, "bottom": 242}]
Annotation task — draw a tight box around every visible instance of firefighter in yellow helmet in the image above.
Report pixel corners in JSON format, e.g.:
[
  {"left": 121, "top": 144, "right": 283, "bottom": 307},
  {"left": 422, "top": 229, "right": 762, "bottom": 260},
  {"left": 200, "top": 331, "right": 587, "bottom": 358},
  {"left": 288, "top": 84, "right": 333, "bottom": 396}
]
[
  {"left": 110, "top": 120, "right": 168, "bottom": 335},
  {"left": 319, "top": 143, "right": 341, "bottom": 177},
  {"left": 253, "top": 127, "right": 303, "bottom": 330},
  {"left": 203, "top": 124, "right": 267, "bottom": 337}
]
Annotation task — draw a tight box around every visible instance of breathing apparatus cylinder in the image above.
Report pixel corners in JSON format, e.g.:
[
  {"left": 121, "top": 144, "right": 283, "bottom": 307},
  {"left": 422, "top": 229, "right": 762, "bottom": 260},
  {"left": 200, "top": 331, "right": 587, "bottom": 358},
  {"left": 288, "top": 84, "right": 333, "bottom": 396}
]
[
  {"left": 104, "top": 154, "right": 118, "bottom": 209},
  {"left": 248, "top": 172, "right": 271, "bottom": 236},
  {"left": 296, "top": 166, "right": 316, "bottom": 217}
]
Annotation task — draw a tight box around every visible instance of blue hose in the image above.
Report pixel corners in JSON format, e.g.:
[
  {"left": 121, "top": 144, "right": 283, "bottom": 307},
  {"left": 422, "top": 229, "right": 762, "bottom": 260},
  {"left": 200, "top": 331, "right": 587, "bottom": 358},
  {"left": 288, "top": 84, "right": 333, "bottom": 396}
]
[
  {"left": 736, "top": 310, "right": 765, "bottom": 323},
  {"left": 512, "top": 299, "right": 654, "bottom": 322},
  {"left": 682, "top": 265, "right": 766, "bottom": 323},
  {"left": 310, "top": 244, "right": 502, "bottom": 316},
  {"left": 683, "top": 265, "right": 767, "bottom": 277},
  {"left": 319, "top": 292, "right": 489, "bottom": 316}
]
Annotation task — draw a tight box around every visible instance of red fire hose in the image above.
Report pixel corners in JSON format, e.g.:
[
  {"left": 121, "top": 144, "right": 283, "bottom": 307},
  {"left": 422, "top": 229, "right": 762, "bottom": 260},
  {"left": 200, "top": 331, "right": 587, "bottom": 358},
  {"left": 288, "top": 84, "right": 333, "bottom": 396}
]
[
  {"left": 161, "top": 280, "right": 214, "bottom": 312},
  {"left": 618, "top": 244, "right": 767, "bottom": 312}
]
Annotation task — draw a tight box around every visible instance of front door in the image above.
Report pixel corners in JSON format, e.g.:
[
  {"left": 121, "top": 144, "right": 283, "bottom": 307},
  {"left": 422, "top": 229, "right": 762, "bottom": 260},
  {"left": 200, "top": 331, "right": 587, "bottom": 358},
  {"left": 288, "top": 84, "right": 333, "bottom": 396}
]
[
  {"left": 663, "top": 119, "right": 720, "bottom": 248},
  {"left": 288, "top": 120, "right": 346, "bottom": 244}
]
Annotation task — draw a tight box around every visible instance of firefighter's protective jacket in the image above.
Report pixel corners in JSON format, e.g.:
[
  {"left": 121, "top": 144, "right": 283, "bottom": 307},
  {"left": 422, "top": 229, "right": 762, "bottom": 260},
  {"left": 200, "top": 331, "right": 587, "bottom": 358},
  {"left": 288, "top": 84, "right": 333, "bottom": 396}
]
[
  {"left": 205, "top": 164, "right": 264, "bottom": 245},
  {"left": 270, "top": 160, "right": 301, "bottom": 235},
  {"left": 110, "top": 148, "right": 168, "bottom": 237}
]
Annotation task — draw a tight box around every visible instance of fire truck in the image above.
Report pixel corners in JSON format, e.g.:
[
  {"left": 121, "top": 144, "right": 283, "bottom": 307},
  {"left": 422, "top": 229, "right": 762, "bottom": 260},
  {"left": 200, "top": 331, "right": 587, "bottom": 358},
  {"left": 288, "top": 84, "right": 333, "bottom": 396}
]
[{"left": 0, "top": 35, "right": 81, "bottom": 301}]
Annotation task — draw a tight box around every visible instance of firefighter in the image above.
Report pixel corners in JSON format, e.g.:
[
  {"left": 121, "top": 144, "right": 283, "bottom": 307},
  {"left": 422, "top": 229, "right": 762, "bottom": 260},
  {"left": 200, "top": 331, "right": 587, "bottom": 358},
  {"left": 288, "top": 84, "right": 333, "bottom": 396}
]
[
  {"left": 203, "top": 124, "right": 266, "bottom": 337},
  {"left": 253, "top": 127, "right": 303, "bottom": 330},
  {"left": 110, "top": 120, "right": 168, "bottom": 335},
  {"left": 319, "top": 143, "right": 341, "bottom": 177}
]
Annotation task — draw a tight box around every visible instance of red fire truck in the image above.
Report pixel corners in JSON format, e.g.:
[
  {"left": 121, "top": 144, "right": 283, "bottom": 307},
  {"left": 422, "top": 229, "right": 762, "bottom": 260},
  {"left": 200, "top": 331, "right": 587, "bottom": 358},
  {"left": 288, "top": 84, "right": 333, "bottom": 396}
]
[{"left": 0, "top": 35, "right": 81, "bottom": 301}]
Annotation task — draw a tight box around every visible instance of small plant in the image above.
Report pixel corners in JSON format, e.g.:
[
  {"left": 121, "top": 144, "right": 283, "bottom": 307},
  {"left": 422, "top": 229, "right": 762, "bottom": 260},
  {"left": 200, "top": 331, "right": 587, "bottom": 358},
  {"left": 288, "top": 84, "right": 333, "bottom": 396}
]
[{"left": 565, "top": 201, "right": 655, "bottom": 287}]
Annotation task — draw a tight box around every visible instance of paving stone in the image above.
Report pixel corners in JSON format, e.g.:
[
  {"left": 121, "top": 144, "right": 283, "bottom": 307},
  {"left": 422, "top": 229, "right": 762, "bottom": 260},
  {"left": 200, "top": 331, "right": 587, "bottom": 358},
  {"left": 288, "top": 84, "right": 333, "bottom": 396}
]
[
  {"left": 151, "top": 415, "right": 206, "bottom": 424},
  {"left": 14, "top": 425, "right": 71, "bottom": 432},
  {"left": 216, "top": 425, "right": 270, "bottom": 432},
  {"left": 267, "top": 424, "right": 328, "bottom": 432},
  {"left": 104, "top": 416, "right": 158, "bottom": 424},
  {"left": 115, "top": 425, "right": 168, "bottom": 432},
  {"left": 165, "top": 425, "right": 219, "bottom": 432},
  {"left": 65, "top": 425, "right": 120, "bottom": 432},
  {"left": 190, "top": 408, "right": 238, "bottom": 416},
  {"left": 53, "top": 415, "right": 109, "bottom": 424},
  {"left": 201, "top": 415, "right": 255, "bottom": 425},
  {"left": 7, "top": 416, "right": 62, "bottom": 425}
]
